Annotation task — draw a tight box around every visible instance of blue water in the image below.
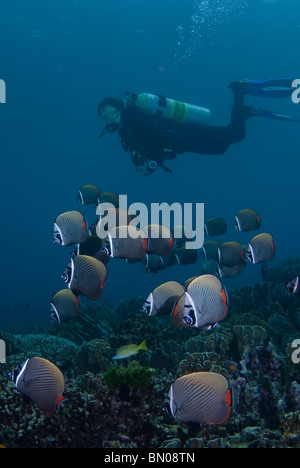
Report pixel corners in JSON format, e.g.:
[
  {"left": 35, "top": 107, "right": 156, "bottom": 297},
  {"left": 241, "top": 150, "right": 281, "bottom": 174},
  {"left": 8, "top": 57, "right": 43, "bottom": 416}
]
[{"left": 0, "top": 0, "right": 299, "bottom": 330}]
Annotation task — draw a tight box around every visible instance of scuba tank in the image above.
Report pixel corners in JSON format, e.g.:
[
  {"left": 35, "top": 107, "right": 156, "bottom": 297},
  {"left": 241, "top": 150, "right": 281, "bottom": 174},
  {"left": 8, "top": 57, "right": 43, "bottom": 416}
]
[{"left": 134, "top": 93, "right": 211, "bottom": 126}]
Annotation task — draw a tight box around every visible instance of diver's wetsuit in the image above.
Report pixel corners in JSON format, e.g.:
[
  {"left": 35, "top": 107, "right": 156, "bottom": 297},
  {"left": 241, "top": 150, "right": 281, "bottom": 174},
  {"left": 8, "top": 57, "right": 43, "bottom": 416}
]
[{"left": 118, "top": 92, "right": 249, "bottom": 171}]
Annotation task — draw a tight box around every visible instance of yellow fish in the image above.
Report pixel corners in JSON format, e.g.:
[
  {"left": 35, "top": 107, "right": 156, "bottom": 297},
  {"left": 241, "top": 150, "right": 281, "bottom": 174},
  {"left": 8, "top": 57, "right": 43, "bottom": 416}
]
[{"left": 112, "top": 340, "right": 148, "bottom": 360}]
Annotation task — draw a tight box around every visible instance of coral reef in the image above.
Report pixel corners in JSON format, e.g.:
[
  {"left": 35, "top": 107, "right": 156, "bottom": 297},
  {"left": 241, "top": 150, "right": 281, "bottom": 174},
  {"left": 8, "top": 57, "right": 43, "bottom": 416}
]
[
  {"left": 262, "top": 257, "right": 300, "bottom": 285},
  {"left": 103, "top": 360, "right": 157, "bottom": 402},
  {"left": 49, "top": 302, "right": 113, "bottom": 345},
  {"left": 2, "top": 333, "right": 80, "bottom": 375},
  {"left": 1, "top": 257, "right": 300, "bottom": 448}
]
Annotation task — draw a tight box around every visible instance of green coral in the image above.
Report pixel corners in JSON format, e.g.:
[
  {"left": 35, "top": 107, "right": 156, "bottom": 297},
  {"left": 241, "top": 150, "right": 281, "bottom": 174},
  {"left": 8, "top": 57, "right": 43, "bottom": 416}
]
[{"left": 103, "top": 360, "right": 157, "bottom": 389}]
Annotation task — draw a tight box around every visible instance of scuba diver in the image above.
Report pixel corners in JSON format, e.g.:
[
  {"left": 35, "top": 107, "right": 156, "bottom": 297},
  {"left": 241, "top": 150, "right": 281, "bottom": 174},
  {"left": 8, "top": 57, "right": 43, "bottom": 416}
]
[{"left": 98, "top": 79, "right": 298, "bottom": 176}]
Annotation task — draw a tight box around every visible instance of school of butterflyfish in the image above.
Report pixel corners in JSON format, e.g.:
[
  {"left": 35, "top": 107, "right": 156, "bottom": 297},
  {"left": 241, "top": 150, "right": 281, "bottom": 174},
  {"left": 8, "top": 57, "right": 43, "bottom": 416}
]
[{"left": 12, "top": 183, "right": 296, "bottom": 426}]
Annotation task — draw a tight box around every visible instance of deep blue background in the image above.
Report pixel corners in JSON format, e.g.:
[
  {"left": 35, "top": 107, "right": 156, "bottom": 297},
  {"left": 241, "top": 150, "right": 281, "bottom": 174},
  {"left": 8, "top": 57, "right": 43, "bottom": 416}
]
[{"left": 0, "top": 0, "right": 299, "bottom": 330}]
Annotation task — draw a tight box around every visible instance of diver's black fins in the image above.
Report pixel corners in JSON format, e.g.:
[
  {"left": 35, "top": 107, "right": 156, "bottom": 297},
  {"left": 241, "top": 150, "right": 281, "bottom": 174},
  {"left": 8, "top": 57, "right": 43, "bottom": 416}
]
[{"left": 229, "top": 79, "right": 295, "bottom": 98}]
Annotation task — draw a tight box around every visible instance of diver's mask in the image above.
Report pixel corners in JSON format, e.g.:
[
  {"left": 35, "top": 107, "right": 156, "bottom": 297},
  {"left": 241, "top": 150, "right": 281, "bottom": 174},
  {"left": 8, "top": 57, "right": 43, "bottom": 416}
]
[
  {"left": 100, "top": 104, "right": 121, "bottom": 124},
  {"left": 99, "top": 104, "right": 121, "bottom": 137},
  {"left": 136, "top": 160, "right": 158, "bottom": 177}
]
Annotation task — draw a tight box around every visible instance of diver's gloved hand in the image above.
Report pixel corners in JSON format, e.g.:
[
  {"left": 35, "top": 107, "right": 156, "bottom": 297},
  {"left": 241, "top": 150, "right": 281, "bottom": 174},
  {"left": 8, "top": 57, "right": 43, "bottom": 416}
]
[{"left": 136, "top": 160, "right": 158, "bottom": 177}]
